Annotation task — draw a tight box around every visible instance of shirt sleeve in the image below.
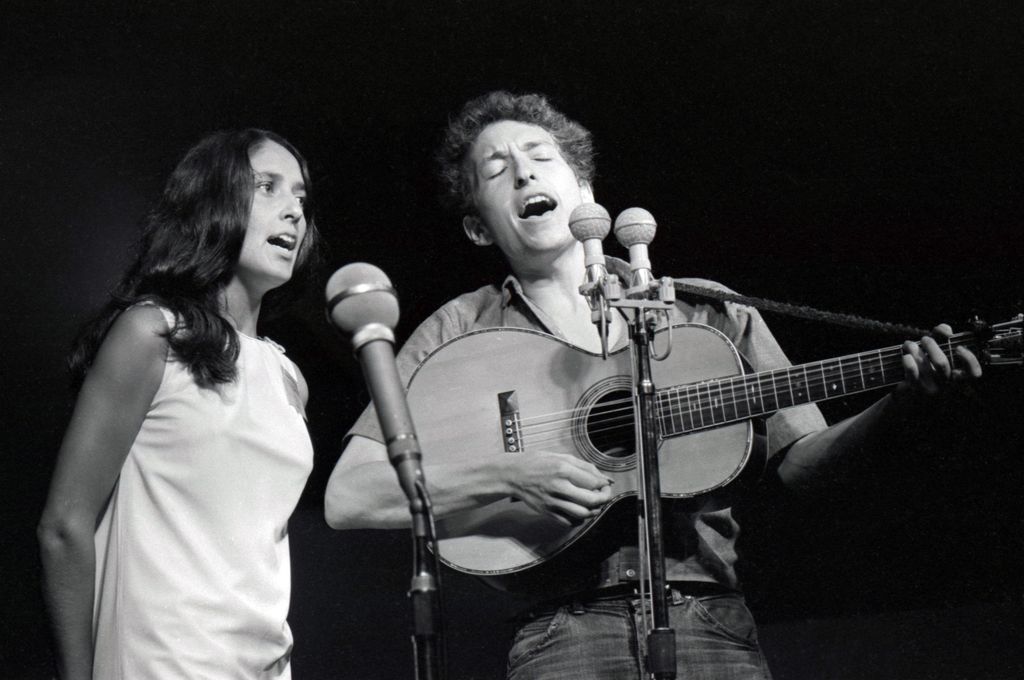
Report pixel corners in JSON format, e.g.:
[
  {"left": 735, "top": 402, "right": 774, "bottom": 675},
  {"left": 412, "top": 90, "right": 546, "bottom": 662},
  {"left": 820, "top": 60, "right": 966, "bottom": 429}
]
[
  {"left": 722, "top": 300, "right": 828, "bottom": 456},
  {"left": 344, "top": 304, "right": 459, "bottom": 444}
]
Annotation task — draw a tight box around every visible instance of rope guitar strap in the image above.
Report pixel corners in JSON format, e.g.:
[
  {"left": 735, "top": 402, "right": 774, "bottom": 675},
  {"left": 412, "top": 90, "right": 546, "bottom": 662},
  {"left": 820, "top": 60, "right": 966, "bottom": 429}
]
[{"left": 672, "top": 280, "right": 931, "bottom": 338}]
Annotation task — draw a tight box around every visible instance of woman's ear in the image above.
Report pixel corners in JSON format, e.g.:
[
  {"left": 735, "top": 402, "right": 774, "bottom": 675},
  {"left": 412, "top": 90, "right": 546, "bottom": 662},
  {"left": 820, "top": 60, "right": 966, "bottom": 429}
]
[{"left": 462, "top": 215, "right": 493, "bottom": 246}]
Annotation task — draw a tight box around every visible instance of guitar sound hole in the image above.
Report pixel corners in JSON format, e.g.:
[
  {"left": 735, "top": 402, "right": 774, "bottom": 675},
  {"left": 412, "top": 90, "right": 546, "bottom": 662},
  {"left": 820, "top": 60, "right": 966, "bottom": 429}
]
[{"left": 586, "top": 390, "right": 635, "bottom": 459}]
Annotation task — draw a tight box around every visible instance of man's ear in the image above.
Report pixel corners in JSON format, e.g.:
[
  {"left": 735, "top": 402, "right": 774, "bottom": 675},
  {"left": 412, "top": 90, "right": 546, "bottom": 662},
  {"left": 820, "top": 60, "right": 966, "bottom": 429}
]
[
  {"left": 462, "top": 215, "right": 494, "bottom": 246},
  {"left": 580, "top": 181, "right": 595, "bottom": 204}
]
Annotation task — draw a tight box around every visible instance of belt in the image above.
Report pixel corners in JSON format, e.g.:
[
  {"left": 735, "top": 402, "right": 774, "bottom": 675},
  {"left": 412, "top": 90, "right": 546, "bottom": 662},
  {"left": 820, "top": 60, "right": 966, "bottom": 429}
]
[
  {"left": 530, "top": 580, "right": 737, "bottom": 616},
  {"left": 581, "top": 580, "right": 735, "bottom": 601}
]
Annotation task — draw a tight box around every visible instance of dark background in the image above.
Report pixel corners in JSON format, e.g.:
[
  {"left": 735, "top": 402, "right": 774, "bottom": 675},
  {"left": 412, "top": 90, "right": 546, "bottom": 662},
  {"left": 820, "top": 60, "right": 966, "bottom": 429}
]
[{"left": 3, "top": 1, "right": 1023, "bottom": 678}]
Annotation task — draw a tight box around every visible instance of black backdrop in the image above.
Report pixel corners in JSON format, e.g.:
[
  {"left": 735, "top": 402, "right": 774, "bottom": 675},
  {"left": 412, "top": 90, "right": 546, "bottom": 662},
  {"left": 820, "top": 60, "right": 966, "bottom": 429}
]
[{"left": 3, "top": 2, "right": 1023, "bottom": 678}]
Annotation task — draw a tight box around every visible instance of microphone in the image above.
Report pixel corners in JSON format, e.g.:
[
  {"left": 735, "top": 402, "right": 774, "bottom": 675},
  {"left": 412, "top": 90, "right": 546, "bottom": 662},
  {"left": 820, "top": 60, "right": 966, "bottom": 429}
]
[
  {"left": 569, "top": 202, "right": 612, "bottom": 287},
  {"left": 614, "top": 207, "right": 657, "bottom": 294},
  {"left": 569, "top": 203, "right": 616, "bottom": 358},
  {"left": 325, "top": 262, "right": 422, "bottom": 503}
]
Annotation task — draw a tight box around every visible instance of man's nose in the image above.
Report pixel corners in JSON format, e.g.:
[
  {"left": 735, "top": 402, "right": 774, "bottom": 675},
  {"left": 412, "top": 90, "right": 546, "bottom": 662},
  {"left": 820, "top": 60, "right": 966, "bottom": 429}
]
[{"left": 513, "top": 161, "right": 536, "bottom": 189}]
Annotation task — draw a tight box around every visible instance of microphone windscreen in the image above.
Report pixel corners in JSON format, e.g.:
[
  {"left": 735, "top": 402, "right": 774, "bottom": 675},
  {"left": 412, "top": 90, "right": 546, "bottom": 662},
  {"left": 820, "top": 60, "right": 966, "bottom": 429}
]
[
  {"left": 569, "top": 203, "right": 612, "bottom": 241},
  {"left": 325, "top": 262, "right": 400, "bottom": 334},
  {"left": 613, "top": 208, "right": 657, "bottom": 247}
]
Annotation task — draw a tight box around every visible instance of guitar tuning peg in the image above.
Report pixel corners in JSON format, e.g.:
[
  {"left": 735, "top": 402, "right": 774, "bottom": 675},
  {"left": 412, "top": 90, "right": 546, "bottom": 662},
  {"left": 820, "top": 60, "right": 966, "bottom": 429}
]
[{"left": 968, "top": 316, "right": 992, "bottom": 340}]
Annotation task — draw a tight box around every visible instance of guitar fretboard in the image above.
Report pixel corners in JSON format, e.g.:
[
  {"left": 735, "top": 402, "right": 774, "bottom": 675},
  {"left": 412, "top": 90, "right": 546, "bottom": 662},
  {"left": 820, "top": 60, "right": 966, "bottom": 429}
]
[{"left": 655, "top": 333, "right": 969, "bottom": 437}]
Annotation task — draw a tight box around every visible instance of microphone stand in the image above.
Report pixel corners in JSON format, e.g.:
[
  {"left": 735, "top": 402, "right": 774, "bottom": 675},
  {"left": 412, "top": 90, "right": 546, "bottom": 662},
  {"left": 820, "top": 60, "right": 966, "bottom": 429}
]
[
  {"left": 385, "top": 436, "right": 445, "bottom": 680},
  {"left": 590, "top": 274, "right": 678, "bottom": 679},
  {"left": 407, "top": 479, "right": 446, "bottom": 680},
  {"left": 367, "top": 346, "right": 446, "bottom": 680}
]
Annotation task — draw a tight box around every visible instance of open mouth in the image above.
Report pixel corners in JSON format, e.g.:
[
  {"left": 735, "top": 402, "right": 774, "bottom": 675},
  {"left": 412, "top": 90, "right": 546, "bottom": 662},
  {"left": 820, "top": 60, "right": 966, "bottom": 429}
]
[
  {"left": 518, "top": 194, "right": 558, "bottom": 219},
  {"left": 267, "top": 233, "right": 298, "bottom": 252}
]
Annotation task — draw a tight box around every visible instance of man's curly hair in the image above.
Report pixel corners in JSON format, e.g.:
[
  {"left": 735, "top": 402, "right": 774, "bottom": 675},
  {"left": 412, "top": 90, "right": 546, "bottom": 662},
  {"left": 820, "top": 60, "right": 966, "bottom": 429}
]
[{"left": 437, "top": 91, "right": 596, "bottom": 214}]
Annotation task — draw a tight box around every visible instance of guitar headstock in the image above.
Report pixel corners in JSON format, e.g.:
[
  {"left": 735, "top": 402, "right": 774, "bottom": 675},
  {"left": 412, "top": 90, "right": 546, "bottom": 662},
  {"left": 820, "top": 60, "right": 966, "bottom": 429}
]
[{"left": 975, "top": 315, "right": 1023, "bottom": 368}]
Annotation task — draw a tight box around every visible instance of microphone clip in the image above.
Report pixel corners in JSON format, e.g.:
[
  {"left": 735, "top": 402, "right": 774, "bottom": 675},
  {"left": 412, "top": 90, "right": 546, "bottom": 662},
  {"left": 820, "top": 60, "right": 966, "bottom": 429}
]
[{"left": 579, "top": 274, "right": 623, "bottom": 359}]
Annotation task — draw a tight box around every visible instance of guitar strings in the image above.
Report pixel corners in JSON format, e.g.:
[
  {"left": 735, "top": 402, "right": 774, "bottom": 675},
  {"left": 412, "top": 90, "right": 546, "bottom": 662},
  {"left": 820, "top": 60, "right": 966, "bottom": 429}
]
[
  {"left": 514, "top": 328, "right": 1001, "bottom": 431},
  {"left": 514, "top": 327, "right": 1017, "bottom": 449},
  {"left": 521, "top": 355, "right": 908, "bottom": 449},
  {"left": 516, "top": 347, "right": 910, "bottom": 430},
  {"left": 514, "top": 342, "right": 933, "bottom": 449}
]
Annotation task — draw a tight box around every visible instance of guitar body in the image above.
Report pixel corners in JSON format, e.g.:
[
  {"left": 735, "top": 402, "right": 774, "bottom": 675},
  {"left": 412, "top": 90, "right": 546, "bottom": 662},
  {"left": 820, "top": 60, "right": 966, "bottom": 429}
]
[{"left": 405, "top": 323, "right": 761, "bottom": 577}]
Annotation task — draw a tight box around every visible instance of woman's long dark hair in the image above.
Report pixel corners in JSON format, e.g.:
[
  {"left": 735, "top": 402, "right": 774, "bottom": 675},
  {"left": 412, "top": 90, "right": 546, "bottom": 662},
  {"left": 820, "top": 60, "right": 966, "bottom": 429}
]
[{"left": 68, "top": 129, "right": 322, "bottom": 390}]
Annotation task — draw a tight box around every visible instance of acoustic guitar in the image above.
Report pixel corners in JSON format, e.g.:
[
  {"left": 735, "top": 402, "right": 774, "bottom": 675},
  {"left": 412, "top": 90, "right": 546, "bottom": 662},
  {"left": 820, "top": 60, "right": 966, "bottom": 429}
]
[{"left": 404, "top": 318, "right": 1021, "bottom": 579}]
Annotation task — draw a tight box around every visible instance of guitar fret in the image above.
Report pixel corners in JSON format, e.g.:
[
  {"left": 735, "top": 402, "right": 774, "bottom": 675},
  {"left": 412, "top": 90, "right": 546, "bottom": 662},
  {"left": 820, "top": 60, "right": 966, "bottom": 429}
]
[
  {"left": 671, "top": 387, "right": 679, "bottom": 436},
  {"left": 764, "top": 374, "right": 773, "bottom": 412},
  {"left": 774, "top": 370, "right": 789, "bottom": 410},
  {"left": 731, "top": 376, "right": 749, "bottom": 420},
  {"left": 787, "top": 367, "right": 797, "bottom": 406},
  {"left": 764, "top": 371, "right": 779, "bottom": 412},
  {"left": 675, "top": 387, "right": 684, "bottom": 430},
  {"left": 702, "top": 382, "right": 716, "bottom": 425},
  {"left": 711, "top": 381, "right": 720, "bottom": 423},
  {"left": 685, "top": 386, "right": 695, "bottom": 432},
  {"left": 753, "top": 375, "right": 765, "bottom": 414},
  {"left": 820, "top": 361, "right": 832, "bottom": 396},
  {"left": 656, "top": 392, "right": 668, "bottom": 436},
  {"left": 696, "top": 383, "right": 706, "bottom": 426},
  {"left": 671, "top": 391, "right": 681, "bottom": 435},
  {"left": 716, "top": 380, "right": 728, "bottom": 423},
  {"left": 685, "top": 388, "right": 693, "bottom": 428},
  {"left": 723, "top": 379, "right": 734, "bottom": 423},
  {"left": 779, "top": 370, "right": 789, "bottom": 410},
  {"left": 847, "top": 356, "right": 863, "bottom": 392},
  {"left": 823, "top": 358, "right": 839, "bottom": 395},
  {"left": 812, "top": 364, "right": 822, "bottom": 399},
  {"left": 820, "top": 361, "right": 832, "bottom": 397},
  {"left": 836, "top": 359, "right": 850, "bottom": 394},
  {"left": 823, "top": 360, "right": 839, "bottom": 396},
  {"left": 659, "top": 390, "right": 670, "bottom": 435}
]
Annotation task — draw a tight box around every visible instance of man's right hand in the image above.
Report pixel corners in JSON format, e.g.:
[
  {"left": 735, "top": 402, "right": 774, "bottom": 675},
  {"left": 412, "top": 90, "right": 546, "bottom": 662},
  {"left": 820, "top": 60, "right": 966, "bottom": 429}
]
[{"left": 505, "top": 452, "right": 614, "bottom": 525}]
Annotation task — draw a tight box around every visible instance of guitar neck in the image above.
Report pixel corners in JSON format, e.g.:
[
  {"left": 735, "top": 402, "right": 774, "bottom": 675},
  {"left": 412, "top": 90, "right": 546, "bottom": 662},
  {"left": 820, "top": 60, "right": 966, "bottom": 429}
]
[{"left": 656, "top": 331, "right": 974, "bottom": 437}]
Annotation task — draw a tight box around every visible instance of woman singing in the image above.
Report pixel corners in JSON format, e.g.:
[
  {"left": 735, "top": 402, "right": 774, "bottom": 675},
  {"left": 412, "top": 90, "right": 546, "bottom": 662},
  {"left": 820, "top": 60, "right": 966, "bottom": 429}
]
[{"left": 38, "top": 129, "right": 322, "bottom": 679}]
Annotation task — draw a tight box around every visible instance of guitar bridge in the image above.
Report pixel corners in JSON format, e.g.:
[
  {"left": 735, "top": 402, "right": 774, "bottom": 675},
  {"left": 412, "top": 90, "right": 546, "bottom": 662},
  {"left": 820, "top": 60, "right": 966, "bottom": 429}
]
[{"left": 498, "top": 391, "right": 523, "bottom": 453}]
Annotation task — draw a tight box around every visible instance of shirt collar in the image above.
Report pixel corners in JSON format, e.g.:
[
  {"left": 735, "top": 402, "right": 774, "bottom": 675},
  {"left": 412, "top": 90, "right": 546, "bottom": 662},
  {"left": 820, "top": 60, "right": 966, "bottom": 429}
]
[
  {"left": 500, "top": 274, "right": 524, "bottom": 308},
  {"left": 500, "top": 255, "right": 631, "bottom": 309}
]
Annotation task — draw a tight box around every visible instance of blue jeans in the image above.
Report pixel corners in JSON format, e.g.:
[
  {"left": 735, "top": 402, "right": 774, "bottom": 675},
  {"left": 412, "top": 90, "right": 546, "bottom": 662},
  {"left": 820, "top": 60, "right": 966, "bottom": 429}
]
[{"left": 506, "top": 589, "right": 773, "bottom": 680}]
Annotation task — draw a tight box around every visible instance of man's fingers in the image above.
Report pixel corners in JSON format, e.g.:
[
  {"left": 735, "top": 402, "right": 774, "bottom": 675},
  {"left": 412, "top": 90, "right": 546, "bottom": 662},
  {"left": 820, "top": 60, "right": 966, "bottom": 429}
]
[
  {"left": 920, "top": 336, "right": 952, "bottom": 380},
  {"left": 547, "top": 498, "right": 601, "bottom": 525},
  {"left": 903, "top": 340, "right": 938, "bottom": 394},
  {"left": 955, "top": 345, "right": 983, "bottom": 379},
  {"left": 550, "top": 478, "right": 612, "bottom": 506},
  {"left": 561, "top": 456, "right": 615, "bottom": 489},
  {"left": 897, "top": 325, "right": 983, "bottom": 399},
  {"left": 902, "top": 341, "right": 921, "bottom": 381}
]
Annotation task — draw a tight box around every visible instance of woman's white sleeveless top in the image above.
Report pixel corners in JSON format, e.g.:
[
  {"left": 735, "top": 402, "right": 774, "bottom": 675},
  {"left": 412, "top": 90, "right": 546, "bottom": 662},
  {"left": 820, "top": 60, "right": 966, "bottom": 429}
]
[{"left": 93, "top": 309, "right": 313, "bottom": 679}]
